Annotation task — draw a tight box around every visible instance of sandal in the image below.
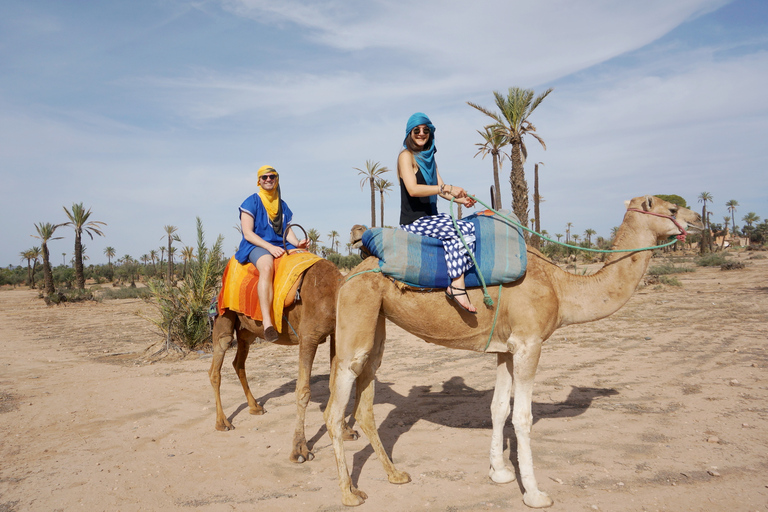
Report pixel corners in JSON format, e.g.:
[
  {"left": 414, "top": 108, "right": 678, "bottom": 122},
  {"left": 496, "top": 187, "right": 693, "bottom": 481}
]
[{"left": 445, "top": 285, "right": 477, "bottom": 314}]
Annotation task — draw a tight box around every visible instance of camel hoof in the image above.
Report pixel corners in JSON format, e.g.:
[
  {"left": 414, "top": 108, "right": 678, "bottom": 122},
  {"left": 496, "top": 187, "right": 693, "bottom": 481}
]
[
  {"left": 388, "top": 470, "right": 411, "bottom": 485},
  {"left": 489, "top": 465, "right": 516, "bottom": 484},
  {"left": 290, "top": 451, "right": 314, "bottom": 464},
  {"left": 342, "top": 428, "right": 359, "bottom": 441},
  {"left": 249, "top": 405, "right": 265, "bottom": 415},
  {"left": 341, "top": 487, "right": 367, "bottom": 506},
  {"left": 523, "top": 490, "right": 553, "bottom": 508},
  {"left": 215, "top": 422, "right": 234, "bottom": 432}
]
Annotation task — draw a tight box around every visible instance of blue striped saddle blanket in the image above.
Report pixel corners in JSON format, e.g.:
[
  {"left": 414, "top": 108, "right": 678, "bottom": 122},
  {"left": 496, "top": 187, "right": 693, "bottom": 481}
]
[{"left": 361, "top": 210, "right": 527, "bottom": 288}]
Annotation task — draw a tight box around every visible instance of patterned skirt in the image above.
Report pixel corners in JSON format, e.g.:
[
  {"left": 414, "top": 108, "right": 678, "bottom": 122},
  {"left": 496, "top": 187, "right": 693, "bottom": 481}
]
[{"left": 400, "top": 213, "right": 476, "bottom": 279}]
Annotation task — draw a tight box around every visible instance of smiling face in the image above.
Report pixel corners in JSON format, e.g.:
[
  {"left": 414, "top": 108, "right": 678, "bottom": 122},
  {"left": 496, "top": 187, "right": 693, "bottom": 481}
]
[
  {"left": 259, "top": 172, "right": 278, "bottom": 191},
  {"left": 410, "top": 124, "right": 431, "bottom": 149}
]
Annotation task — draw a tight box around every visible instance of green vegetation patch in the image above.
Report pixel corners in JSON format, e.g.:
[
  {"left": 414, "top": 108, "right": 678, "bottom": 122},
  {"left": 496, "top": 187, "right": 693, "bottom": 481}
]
[
  {"left": 647, "top": 263, "right": 695, "bottom": 275},
  {"left": 696, "top": 254, "right": 729, "bottom": 267}
]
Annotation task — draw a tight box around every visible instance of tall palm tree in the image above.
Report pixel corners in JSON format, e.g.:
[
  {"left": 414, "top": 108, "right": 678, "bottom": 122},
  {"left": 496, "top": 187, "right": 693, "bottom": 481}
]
[
  {"left": 307, "top": 228, "right": 321, "bottom": 254},
  {"left": 30, "top": 246, "right": 41, "bottom": 288},
  {"left": 327, "top": 231, "right": 339, "bottom": 254},
  {"left": 374, "top": 177, "right": 394, "bottom": 227},
  {"left": 742, "top": 212, "right": 760, "bottom": 244},
  {"left": 721, "top": 216, "right": 731, "bottom": 249},
  {"left": 355, "top": 160, "right": 390, "bottom": 227},
  {"left": 555, "top": 233, "right": 563, "bottom": 242},
  {"left": 697, "top": 192, "right": 714, "bottom": 253},
  {"left": 20, "top": 249, "right": 37, "bottom": 288},
  {"left": 63, "top": 203, "right": 106, "bottom": 289},
  {"left": 149, "top": 249, "right": 158, "bottom": 271},
  {"left": 725, "top": 200, "right": 739, "bottom": 234},
  {"left": 181, "top": 246, "right": 195, "bottom": 277},
  {"left": 162, "top": 225, "right": 180, "bottom": 282},
  {"left": 468, "top": 86, "right": 553, "bottom": 233},
  {"left": 565, "top": 222, "right": 573, "bottom": 244},
  {"left": 32, "top": 222, "right": 64, "bottom": 295},
  {"left": 474, "top": 125, "right": 508, "bottom": 208},
  {"left": 584, "top": 228, "right": 596, "bottom": 247},
  {"left": 104, "top": 246, "right": 116, "bottom": 267},
  {"left": 531, "top": 162, "right": 544, "bottom": 249}
]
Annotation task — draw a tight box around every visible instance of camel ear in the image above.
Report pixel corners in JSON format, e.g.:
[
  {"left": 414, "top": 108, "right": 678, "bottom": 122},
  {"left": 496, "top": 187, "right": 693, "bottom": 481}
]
[{"left": 624, "top": 200, "right": 630, "bottom": 209}]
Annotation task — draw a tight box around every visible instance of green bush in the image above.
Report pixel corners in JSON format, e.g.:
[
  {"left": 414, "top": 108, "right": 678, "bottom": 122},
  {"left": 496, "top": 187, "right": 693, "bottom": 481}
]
[
  {"left": 696, "top": 254, "right": 729, "bottom": 267},
  {"left": 648, "top": 264, "right": 695, "bottom": 275},
  {"left": 146, "top": 218, "right": 225, "bottom": 351},
  {"left": 659, "top": 276, "right": 682, "bottom": 287},
  {"left": 100, "top": 287, "right": 152, "bottom": 300}
]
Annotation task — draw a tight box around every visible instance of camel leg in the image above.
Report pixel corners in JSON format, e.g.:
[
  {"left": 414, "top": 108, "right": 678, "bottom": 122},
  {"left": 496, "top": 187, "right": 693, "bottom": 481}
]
[
  {"left": 290, "top": 336, "right": 319, "bottom": 463},
  {"left": 511, "top": 342, "right": 553, "bottom": 508},
  {"left": 353, "top": 316, "right": 411, "bottom": 485},
  {"left": 232, "top": 327, "right": 264, "bottom": 416},
  {"left": 489, "top": 352, "right": 516, "bottom": 484},
  {"left": 329, "top": 333, "right": 360, "bottom": 442},
  {"left": 209, "top": 311, "right": 236, "bottom": 431}
]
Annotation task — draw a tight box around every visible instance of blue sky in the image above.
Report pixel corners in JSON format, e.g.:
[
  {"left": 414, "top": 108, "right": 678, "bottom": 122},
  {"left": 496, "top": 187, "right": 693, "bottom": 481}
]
[{"left": 2, "top": 0, "right": 766, "bottom": 266}]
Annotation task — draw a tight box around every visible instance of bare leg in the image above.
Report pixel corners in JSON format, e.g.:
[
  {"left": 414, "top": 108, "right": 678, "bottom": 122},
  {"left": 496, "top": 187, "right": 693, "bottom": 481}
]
[
  {"left": 447, "top": 274, "right": 476, "bottom": 312},
  {"left": 255, "top": 254, "right": 275, "bottom": 331},
  {"left": 489, "top": 352, "right": 516, "bottom": 483}
]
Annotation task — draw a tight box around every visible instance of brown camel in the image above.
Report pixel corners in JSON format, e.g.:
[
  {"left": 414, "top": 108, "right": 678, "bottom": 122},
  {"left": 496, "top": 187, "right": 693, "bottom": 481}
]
[
  {"left": 208, "top": 258, "right": 357, "bottom": 463},
  {"left": 325, "top": 196, "right": 702, "bottom": 507}
]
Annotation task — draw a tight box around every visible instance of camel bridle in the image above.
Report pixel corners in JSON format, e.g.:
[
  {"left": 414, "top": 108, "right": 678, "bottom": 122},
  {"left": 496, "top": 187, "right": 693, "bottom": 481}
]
[{"left": 626, "top": 208, "right": 688, "bottom": 241}]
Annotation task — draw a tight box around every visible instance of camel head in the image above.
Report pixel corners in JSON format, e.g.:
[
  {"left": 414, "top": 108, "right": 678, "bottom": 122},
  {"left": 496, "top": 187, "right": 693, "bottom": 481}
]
[
  {"left": 350, "top": 224, "right": 368, "bottom": 249},
  {"left": 624, "top": 195, "right": 703, "bottom": 240}
]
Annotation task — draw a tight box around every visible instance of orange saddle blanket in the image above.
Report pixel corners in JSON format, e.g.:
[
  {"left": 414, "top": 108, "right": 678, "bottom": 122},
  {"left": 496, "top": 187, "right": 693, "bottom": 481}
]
[{"left": 216, "top": 250, "right": 323, "bottom": 332}]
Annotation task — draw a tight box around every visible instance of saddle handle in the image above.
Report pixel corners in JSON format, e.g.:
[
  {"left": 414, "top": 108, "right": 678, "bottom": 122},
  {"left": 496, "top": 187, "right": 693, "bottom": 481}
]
[{"left": 283, "top": 223, "right": 308, "bottom": 253}]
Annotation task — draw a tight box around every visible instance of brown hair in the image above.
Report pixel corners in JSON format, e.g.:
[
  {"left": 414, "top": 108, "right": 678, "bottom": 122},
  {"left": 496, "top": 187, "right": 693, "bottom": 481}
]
[{"left": 404, "top": 129, "right": 433, "bottom": 153}]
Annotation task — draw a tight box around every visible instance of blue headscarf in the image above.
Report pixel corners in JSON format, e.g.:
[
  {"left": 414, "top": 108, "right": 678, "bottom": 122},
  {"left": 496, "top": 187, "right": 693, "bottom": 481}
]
[{"left": 404, "top": 113, "right": 437, "bottom": 190}]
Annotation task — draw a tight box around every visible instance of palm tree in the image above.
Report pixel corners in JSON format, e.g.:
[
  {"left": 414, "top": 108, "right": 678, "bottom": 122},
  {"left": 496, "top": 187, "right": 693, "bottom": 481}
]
[
  {"left": 531, "top": 162, "right": 544, "bottom": 249},
  {"left": 63, "top": 203, "right": 107, "bottom": 289},
  {"left": 162, "top": 225, "right": 180, "bottom": 282},
  {"left": 584, "top": 228, "right": 596, "bottom": 247},
  {"left": 346, "top": 242, "right": 352, "bottom": 255},
  {"left": 725, "top": 200, "right": 739, "bottom": 235},
  {"left": 474, "top": 125, "right": 508, "bottom": 208},
  {"left": 307, "top": 228, "right": 321, "bottom": 254},
  {"left": 104, "top": 246, "right": 116, "bottom": 266},
  {"left": 555, "top": 233, "right": 563, "bottom": 242},
  {"left": 32, "top": 222, "right": 64, "bottom": 295},
  {"left": 181, "top": 246, "right": 195, "bottom": 277},
  {"left": 149, "top": 249, "right": 158, "bottom": 271},
  {"left": 20, "top": 249, "right": 37, "bottom": 288},
  {"left": 374, "top": 177, "right": 394, "bottom": 227},
  {"left": 355, "top": 160, "right": 390, "bottom": 227},
  {"left": 565, "top": 222, "right": 573, "bottom": 244},
  {"left": 468, "top": 86, "right": 553, "bottom": 233},
  {"left": 697, "top": 192, "right": 714, "bottom": 253},
  {"left": 327, "top": 231, "right": 340, "bottom": 254},
  {"left": 30, "top": 246, "right": 41, "bottom": 288},
  {"left": 742, "top": 212, "right": 760, "bottom": 244}
]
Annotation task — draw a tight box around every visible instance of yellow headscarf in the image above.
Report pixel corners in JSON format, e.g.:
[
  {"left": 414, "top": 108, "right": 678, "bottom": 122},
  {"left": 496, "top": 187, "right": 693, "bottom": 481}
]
[{"left": 257, "top": 165, "right": 284, "bottom": 234}]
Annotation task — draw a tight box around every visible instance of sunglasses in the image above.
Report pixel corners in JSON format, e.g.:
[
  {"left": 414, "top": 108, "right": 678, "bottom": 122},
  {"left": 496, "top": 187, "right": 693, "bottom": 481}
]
[
  {"left": 260, "top": 174, "right": 277, "bottom": 181},
  {"left": 411, "top": 126, "right": 431, "bottom": 135}
]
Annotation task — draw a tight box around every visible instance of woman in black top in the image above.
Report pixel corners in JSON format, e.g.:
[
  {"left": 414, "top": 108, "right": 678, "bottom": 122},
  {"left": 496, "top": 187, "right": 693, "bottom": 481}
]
[{"left": 398, "top": 112, "right": 478, "bottom": 313}]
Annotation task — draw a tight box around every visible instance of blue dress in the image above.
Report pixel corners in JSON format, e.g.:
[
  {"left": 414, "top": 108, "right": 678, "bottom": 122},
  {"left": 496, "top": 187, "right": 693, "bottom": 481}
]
[{"left": 234, "top": 193, "right": 294, "bottom": 264}]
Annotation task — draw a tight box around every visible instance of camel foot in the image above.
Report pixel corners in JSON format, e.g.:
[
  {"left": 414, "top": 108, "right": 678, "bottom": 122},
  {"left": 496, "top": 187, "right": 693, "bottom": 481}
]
[
  {"left": 215, "top": 420, "right": 234, "bottom": 431},
  {"left": 249, "top": 404, "right": 265, "bottom": 415},
  {"left": 341, "top": 486, "right": 367, "bottom": 507},
  {"left": 289, "top": 445, "right": 315, "bottom": 463},
  {"left": 342, "top": 426, "right": 359, "bottom": 441},
  {"left": 523, "top": 490, "right": 553, "bottom": 508},
  {"left": 387, "top": 469, "right": 411, "bottom": 485},
  {"left": 488, "top": 465, "right": 516, "bottom": 484}
]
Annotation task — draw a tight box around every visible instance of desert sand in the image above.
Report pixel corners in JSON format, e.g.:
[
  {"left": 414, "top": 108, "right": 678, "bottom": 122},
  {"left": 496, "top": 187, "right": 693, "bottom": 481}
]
[{"left": 1, "top": 252, "right": 767, "bottom": 512}]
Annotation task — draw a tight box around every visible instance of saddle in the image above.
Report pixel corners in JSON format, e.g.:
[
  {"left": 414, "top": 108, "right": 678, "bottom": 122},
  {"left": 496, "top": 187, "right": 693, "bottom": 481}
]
[
  {"left": 217, "top": 250, "right": 323, "bottom": 332},
  {"left": 361, "top": 210, "right": 527, "bottom": 288}
]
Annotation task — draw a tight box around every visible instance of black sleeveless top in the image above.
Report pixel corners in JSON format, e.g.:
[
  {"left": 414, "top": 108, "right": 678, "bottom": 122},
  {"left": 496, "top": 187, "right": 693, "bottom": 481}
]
[{"left": 399, "top": 169, "right": 437, "bottom": 225}]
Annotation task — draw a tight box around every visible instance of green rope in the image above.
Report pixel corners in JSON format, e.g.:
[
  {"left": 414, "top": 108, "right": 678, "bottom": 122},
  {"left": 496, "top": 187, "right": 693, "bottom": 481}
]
[
  {"left": 484, "top": 284, "right": 503, "bottom": 351},
  {"left": 448, "top": 198, "right": 494, "bottom": 306},
  {"left": 467, "top": 194, "right": 679, "bottom": 253},
  {"left": 344, "top": 267, "right": 381, "bottom": 282}
]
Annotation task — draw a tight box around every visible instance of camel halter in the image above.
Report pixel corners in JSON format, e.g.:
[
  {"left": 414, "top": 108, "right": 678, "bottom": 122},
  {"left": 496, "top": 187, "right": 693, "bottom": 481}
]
[{"left": 625, "top": 208, "right": 688, "bottom": 241}]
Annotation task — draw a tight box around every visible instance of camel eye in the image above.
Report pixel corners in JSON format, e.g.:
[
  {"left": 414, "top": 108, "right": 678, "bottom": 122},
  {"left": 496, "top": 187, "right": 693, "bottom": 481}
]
[{"left": 670, "top": 206, "right": 678, "bottom": 216}]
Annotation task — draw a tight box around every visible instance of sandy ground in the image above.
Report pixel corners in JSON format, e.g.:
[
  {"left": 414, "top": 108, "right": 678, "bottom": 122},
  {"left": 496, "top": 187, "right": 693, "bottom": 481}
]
[{"left": 1, "top": 252, "right": 767, "bottom": 512}]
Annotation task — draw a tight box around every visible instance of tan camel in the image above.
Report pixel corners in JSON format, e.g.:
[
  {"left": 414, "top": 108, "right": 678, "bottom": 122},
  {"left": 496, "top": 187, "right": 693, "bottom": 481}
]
[
  {"left": 209, "top": 258, "right": 357, "bottom": 463},
  {"left": 325, "top": 196, "right": 702, "bottom": 507}
]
